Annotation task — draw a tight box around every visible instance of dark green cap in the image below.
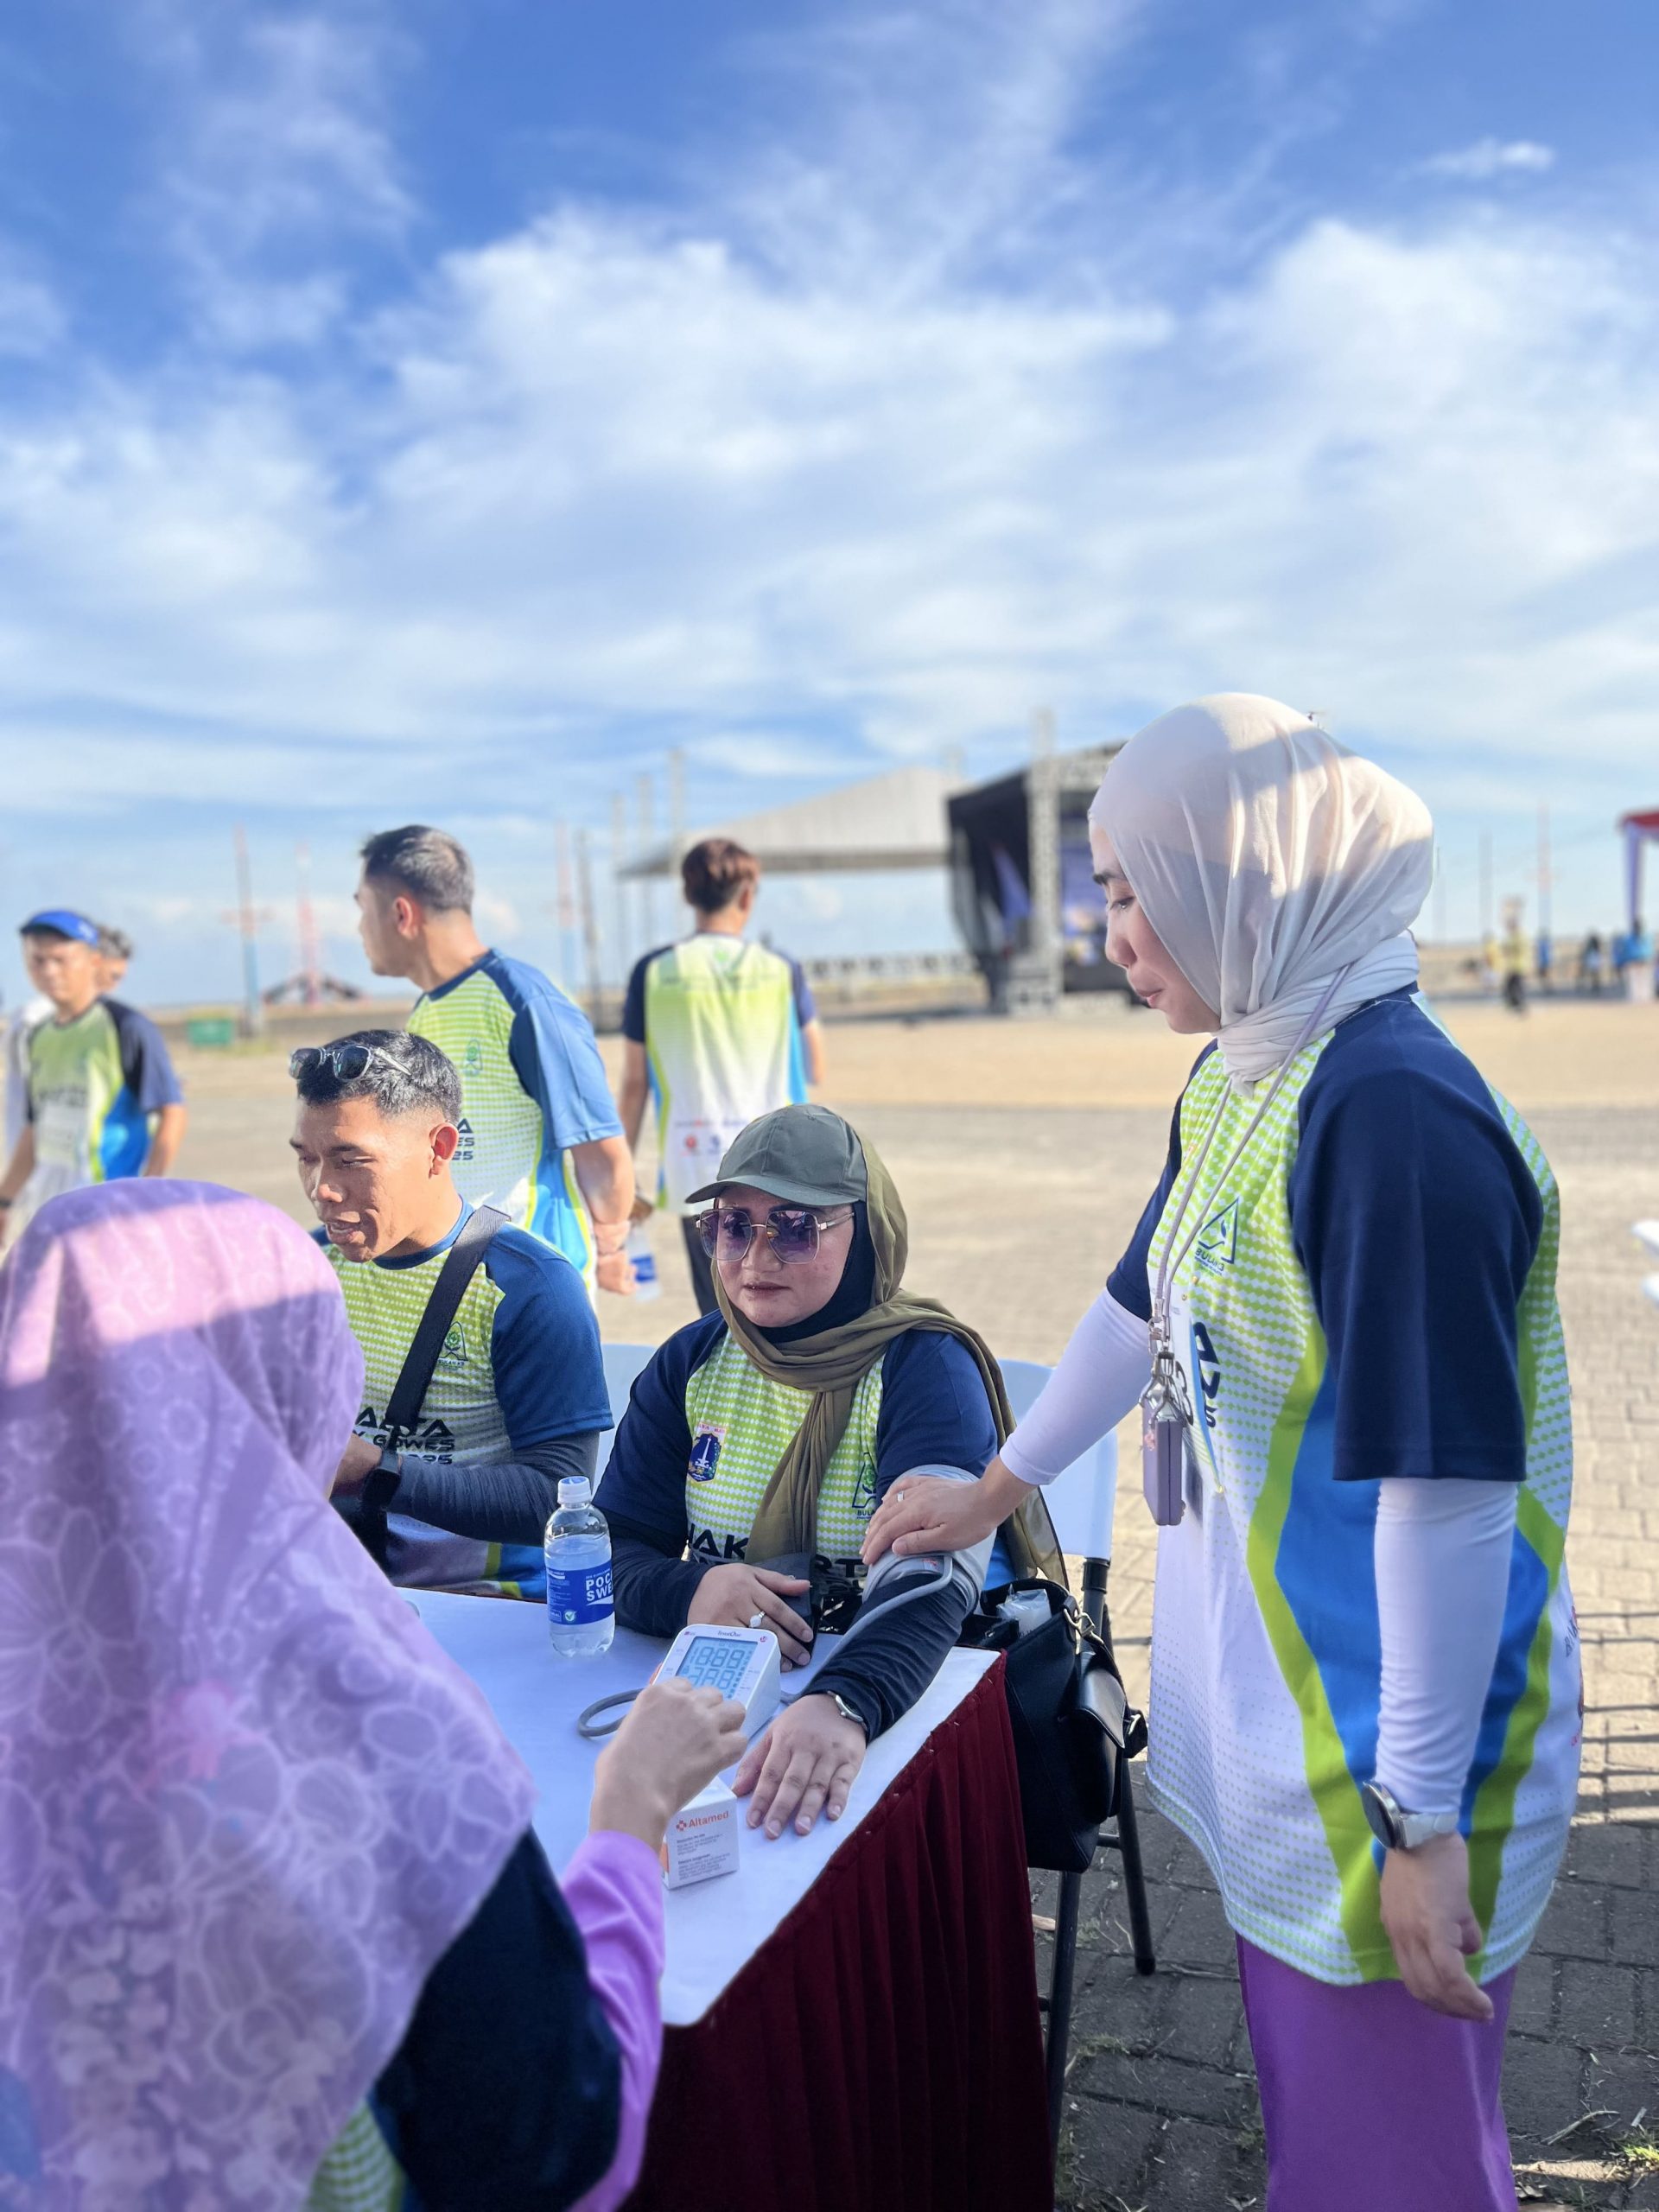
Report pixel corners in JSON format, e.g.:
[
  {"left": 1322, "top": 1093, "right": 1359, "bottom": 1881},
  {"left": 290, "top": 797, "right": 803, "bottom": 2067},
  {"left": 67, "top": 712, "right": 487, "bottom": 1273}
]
[{"left": 684, "top": 1104, "right": 867, "bottom": 1209}]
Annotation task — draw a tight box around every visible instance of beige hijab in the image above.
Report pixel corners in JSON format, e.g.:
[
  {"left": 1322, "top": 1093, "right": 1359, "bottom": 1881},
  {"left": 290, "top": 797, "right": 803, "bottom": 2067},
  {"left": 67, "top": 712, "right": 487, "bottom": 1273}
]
[{"left": 729, "top": 1122, "right": 1063, "bottom": 1582}]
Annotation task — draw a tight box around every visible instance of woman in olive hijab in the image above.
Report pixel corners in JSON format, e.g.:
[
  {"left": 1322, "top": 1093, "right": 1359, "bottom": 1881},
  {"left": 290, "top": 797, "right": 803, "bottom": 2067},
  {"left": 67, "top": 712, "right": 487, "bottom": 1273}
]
[{"left": 599, "top": 1104, "right": 1059, "bottom": 1842}]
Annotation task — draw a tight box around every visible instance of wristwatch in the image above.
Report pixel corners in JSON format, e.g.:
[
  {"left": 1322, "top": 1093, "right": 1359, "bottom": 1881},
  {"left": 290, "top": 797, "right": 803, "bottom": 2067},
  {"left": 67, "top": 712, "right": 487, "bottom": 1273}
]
[
  {"left": 1361, "top": 1781, "right": 1461, "bottom": 1853},
  {"left": 361, "top": 1446, "right": 404, "bottom": 1515},
  {"left": 826, "top": 1691, "right": 869, "bottom": 1738}
]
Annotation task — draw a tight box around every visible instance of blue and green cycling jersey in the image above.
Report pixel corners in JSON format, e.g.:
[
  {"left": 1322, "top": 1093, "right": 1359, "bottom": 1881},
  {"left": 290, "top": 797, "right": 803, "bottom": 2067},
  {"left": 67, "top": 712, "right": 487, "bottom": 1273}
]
[
  {"left": 26, "top": 998, "right": 181, "bottom": 1184},
  {"left": 408, "top": 951, "right": 621, "bottom": 1289}
]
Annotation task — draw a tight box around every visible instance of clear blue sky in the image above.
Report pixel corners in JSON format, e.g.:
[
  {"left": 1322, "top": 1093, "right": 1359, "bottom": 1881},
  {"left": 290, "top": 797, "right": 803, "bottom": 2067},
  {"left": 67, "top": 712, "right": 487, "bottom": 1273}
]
[{"left": 3, "top": 0, "right": 1656, "bottom": 1001}]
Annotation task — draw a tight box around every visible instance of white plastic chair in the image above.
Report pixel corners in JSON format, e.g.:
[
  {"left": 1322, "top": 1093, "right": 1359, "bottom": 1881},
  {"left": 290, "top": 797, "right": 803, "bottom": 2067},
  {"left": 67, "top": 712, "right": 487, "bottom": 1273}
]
[
  {"left": 594, "top": 1341, "right": 655, "bottom": 1486},
  {"left": 998, "top": 1357, "right": 1154, "bottom": 2147}
]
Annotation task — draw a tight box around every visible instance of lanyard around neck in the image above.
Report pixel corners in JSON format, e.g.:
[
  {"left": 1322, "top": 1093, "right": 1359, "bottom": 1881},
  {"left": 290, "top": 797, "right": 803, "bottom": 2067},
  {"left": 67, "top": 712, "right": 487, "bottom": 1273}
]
[{"left": 1149, "top": 968, "right": 1348, "bottom": 1351}]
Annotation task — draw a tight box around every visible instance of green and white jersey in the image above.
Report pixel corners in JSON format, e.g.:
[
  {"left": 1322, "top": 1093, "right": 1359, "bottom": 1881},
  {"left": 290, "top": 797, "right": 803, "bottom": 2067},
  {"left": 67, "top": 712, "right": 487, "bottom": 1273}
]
[
  {"left": 407, "top": 950, "right": 622, "bottom": 1293},
  {"left": 16, "top": 998, "right": 182, "bottom": 1229},
  {"left": 623, "top": 935, "right": 813, "bottom": 1213},
  {"left": 320, "top": 1206, "right": 609, "bottom": 1599},
  {"left": 681, "top": 1332, "right": 883, "bottom": 1574},
  {"left": 1110, "top": 994, "right": 1578, "bottom": 1986}
]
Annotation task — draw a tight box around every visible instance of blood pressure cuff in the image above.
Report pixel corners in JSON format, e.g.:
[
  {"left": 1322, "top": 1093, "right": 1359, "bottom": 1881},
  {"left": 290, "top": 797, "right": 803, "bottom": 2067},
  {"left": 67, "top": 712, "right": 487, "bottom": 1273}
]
[{"left": 839, "top": 1464, "right": 995, "bottom": 1644}]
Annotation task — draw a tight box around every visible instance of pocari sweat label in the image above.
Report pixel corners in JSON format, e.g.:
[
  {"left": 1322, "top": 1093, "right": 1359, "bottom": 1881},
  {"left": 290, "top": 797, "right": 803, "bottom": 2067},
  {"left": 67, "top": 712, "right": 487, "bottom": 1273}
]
[{"left": 545, "top": 1476, "right": 615, "bottom": 1656}]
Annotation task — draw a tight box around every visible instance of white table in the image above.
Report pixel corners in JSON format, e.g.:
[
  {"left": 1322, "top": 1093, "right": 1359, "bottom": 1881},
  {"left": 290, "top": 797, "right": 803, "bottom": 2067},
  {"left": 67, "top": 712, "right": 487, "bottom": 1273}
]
[{"left": 408, "top": 1592, "right": 995, "bottom": 2026}]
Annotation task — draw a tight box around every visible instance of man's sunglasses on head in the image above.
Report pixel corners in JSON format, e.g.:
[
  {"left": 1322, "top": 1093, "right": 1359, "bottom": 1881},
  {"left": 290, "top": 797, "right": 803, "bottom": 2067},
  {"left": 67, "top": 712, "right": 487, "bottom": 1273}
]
[
  {"left": 696, "top": 1204, "right": 853, "bottom": 1263},
  {"left": 289, "top": 1042, "right": 442, "bottom": 1093}
]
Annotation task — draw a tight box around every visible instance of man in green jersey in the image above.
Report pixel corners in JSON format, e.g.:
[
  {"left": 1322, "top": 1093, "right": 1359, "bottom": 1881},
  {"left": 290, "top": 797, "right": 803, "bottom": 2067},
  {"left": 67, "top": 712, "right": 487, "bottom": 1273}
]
[
  {"left": 355, "top": 824, "right": 633, "bottom": 1300},
  {"left": 0, "top": 910, "right": 187, "bottom": 1241},
  {"left": 617, "top": 837, "right": 826, "bottom": 1312},
  {"left": 290, "top": 1028, "right": 611, "bottom": 1599}
]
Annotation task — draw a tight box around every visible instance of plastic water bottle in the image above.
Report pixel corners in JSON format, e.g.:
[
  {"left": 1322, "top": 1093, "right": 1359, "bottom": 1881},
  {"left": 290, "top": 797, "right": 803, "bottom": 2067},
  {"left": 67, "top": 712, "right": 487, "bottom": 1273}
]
[
  {"left": 626, "top": 1224, "right": 661, "bottom": 1302},
  {"left": 545, "top": 1477, "right": 615, "bottom": 1657}
]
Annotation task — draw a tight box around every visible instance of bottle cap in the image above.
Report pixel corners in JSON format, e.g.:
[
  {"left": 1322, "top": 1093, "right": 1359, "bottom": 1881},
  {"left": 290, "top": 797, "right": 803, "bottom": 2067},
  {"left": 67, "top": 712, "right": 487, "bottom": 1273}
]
[{"left": 556, "top": 1476, "right": 593, "bottom": 1507}]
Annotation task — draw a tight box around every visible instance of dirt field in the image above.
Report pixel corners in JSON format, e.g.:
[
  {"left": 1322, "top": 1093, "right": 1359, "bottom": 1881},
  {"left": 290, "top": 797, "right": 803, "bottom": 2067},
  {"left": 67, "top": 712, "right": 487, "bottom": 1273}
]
[{"left": 172, "top": 990, "right": 1659, "bottom": 2209}]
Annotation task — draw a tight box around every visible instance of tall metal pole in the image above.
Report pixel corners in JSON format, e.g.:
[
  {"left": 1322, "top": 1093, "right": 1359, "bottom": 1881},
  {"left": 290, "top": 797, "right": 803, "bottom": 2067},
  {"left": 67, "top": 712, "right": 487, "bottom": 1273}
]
[
  {"left": 1537, "top": 803, "right": 1553, "bottom": 938},
  {"left": 611, "top": 793, "right": 631, "bottom": 988},
  {"left": 296, "top": 843, "right": 321, "bottom": 1007},
  {"left": 554, "top": 821, "right": 577, "bottom": 991},
  {"left": 1478, "top": 830, "right": 1494, "bottom": 943},
  {"left": 635, "top": 772, "right": 656, "bottom": 951},
  {"left": 575, "top": 828, "right": 602, "bottom": 1023},
  {"left": 233, "top": 825, "right": 264, "bottom": 1038}
]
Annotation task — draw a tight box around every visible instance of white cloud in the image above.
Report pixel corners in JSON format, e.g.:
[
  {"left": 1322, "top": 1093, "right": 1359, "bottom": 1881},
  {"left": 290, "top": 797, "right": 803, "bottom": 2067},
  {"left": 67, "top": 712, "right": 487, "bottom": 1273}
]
[{"left": 1418, "top": 138, "right": 1556, "bottom": 183}]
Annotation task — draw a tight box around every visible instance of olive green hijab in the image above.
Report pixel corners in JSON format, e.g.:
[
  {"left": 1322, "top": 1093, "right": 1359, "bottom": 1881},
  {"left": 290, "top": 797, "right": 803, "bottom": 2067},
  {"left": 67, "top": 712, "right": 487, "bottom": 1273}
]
[{"left": 705, "top": 1109, "right": 1063, "bottom": 1582}]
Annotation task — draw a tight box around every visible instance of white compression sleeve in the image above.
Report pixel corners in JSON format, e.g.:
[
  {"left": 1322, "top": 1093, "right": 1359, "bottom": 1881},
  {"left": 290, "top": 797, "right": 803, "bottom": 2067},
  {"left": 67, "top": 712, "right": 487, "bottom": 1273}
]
[
  {"left": 1001, "top": 1288, "right": 1152, "bottom": 1487},
  {"left": 1373, "top": 1477, "right": 1518, "bottom": 1814}
]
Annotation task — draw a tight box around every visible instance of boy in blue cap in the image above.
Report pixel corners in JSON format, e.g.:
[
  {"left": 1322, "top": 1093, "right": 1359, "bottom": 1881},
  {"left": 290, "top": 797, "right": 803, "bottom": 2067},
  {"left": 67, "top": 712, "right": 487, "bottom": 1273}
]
[{"left": 0, "top": 911, "right": 187, "bottom": 1239}]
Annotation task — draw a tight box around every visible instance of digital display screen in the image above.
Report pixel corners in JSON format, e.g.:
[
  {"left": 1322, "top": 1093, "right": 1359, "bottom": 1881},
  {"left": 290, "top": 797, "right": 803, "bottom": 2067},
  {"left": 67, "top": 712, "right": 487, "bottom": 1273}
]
[{"left": 675, "top": 1635, "right": 755, "bottom": 1699}]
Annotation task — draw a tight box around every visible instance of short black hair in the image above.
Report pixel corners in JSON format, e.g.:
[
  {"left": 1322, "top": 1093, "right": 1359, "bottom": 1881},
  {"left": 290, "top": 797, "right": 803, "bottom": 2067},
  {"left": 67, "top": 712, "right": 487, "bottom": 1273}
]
[
  {"left": 97, "top": 925, "right": 133, "bottom": 961},
  {"left": 359, "top": 824, "right": 474, "bottom": 914},
  {"left": 682, "top": 837, "right": 760, "bottom": 914},
  {"left": 293, "top": 1029, "right": 463, "bottom": 1122}
]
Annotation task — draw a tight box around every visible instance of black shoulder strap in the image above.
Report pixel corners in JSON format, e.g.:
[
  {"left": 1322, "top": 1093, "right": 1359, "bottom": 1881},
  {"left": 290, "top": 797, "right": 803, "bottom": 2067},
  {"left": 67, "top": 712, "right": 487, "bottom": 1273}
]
[{"left": 383, "top": 1205, "right": 511, "bottom": 1441}]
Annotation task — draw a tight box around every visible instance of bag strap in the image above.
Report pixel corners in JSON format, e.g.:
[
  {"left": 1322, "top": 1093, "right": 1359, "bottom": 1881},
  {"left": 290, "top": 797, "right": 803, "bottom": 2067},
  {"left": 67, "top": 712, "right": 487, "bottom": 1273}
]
[{"left": 383, "top": 1205, "right": 510, "bottom": 1441}]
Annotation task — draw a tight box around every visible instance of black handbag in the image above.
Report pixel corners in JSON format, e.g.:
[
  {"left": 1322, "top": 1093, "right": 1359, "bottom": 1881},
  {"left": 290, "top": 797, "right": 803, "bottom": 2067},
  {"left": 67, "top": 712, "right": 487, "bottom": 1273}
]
[
  {"left": 965, "top": 1577, "right": 1147, "bottom": 1874},
  {"left": 333, "top": 1205, "right": 509, "bottom": 1572}
]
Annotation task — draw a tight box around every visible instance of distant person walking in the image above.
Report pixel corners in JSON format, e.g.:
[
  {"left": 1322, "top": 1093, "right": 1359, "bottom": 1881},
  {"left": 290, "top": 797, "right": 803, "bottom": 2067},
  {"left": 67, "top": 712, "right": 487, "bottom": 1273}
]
[
  {"left": 1500, "top": 918, "right": 1529, "bottom": 1014},
  {"left": 0, "top": 909, "right": 186, "bottom": 1240},
  {"left": 1579, "top": 931, "right": 1605, "bottom": 995},
  {"left": 1534, "top": 927, "right": 1552, "bottom": 993},
  {"left": 617, "top": 838, "right": 825, "bottom": 1313},
  {"left": 356, "top": 826, "right": 633, "bottom": 1298}
]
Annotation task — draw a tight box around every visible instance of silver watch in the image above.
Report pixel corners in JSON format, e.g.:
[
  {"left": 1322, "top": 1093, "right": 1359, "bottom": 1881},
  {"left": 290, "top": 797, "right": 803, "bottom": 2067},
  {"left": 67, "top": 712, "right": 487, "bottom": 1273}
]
[
  {"left": 827, "top": 1692, "right": 868, "bottom": 1738},
  {"left": 1361, "top": 1782, "right": 1460, "bottom": 1853}
]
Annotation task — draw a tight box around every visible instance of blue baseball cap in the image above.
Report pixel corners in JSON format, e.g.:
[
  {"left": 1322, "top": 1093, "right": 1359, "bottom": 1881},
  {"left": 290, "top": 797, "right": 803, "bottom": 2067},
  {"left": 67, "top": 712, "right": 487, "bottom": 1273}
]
[{"left": 20, "top": 909, "right": 101, "bottom": 946}]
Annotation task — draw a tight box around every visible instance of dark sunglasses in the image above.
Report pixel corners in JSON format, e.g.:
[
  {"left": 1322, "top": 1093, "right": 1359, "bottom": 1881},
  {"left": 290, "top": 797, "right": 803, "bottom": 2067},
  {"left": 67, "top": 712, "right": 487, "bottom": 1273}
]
[
  {"left": 696, "top": 1204, "right": 854, "bottom": 1264},
  {"left": 289, "top": 1041, "right": 438, "bottom": 1091}
]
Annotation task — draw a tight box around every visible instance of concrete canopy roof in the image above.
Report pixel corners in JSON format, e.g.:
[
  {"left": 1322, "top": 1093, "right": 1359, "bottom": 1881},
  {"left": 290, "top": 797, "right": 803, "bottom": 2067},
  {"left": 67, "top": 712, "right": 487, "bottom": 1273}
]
[{"left": 620, "top": 765, "right": 957, "bottom": 879}]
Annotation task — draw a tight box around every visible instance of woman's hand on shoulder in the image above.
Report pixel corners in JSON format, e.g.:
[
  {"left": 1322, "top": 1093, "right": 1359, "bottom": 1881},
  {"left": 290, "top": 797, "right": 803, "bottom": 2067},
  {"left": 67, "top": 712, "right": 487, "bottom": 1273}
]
[
  {"left": 860, "top": 1459, "right": 1014, "bottom": 1567},
  {"left": 689, "top": 1563, "right": 814, "bottom": 1667},
  {"left": 589, "top": 1678, "right": 748, "bottom": 1852},
  {"left": 733, "top": 1694, "right": 867, "bottom": 1839}
]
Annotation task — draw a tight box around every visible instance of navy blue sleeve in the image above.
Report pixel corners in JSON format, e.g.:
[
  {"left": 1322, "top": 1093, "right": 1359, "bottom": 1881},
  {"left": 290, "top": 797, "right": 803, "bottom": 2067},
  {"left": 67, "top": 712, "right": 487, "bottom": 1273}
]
[
  {"left": 107, "top": 1002, "right": 183, "bottom": 1112},
  {"left": 788, "top": 957, "right": 817, "bottom": 1026},
  {"left": 487, "top": 1232, "right": 612, "bottom": 1448},
  {"left": 872, "top": 1330, "right": 999, "bottom": 1492},
  {"left": 1288, "top": 1007, "right": 1543, "bottom": 1484},
  {"left": 592, "top": 1314, "right": 724, "bottom": 1549},
  {"left": 621, "top": 955, "right": 652, "bottom": 1045},
  {"left": 500, "top": 963, "right": 623, "bottom": 1150},
  {"left": 380, "top": 1831, "right": 620, "bottom": 2211}
]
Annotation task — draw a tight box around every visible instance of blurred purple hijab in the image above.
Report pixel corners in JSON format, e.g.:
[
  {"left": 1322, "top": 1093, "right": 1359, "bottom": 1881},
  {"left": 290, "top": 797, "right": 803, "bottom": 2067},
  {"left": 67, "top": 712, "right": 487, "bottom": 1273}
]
[{"left": 0, "top": 1180, "right": 536, "bottom": 2211}]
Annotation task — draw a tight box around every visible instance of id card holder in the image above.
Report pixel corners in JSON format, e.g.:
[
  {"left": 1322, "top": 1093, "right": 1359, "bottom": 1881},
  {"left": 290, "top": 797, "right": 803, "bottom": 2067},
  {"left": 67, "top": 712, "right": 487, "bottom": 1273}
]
[{"left": 1142, "top": 1401, "right": 1186, "bottom": 1527}]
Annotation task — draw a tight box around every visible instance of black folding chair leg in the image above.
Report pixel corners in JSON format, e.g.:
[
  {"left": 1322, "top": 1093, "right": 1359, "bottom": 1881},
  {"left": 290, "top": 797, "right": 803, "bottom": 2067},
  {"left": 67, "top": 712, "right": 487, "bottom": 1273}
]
[
  {"left": 1046, "top": 1865, "right": 1084, "bottom": 2153},
  {"left": 1115, "top": 1767, "right": 1157, "bottom": 1976}
]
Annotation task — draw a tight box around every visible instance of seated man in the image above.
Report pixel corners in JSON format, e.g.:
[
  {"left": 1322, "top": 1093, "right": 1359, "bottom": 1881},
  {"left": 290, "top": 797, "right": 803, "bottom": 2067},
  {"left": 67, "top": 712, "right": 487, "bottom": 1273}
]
[
  {"left": 290, "top": 1028, "right": 610, "bottom": 1597},
  {"left": 596, "top": 1103, "right": 1060, "bottom": 1840}
]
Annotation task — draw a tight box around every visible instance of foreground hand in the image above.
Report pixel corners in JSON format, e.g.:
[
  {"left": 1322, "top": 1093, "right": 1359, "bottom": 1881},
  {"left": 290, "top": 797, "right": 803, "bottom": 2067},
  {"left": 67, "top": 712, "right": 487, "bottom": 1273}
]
[
  {"left": 1379, "top": 1834, "right": 1494, "bottom": 2021},
  {"left": 690, "top": 1563, "right": 813, "bottom": 1667},
  {"left": 861, "top": 1465, "right": 1004, "bottom": 1567},
  {"left": 590, "top": 1679, "right": 749, "bottom": 1852},
  {"left": 332, "top": 1433, "right": 382, "bottom": 1497},
  {"left": 733, "top": 1694, "right": 866, "bottom": 1838},
  {"left": 594, "top": 1248, "right": 635, "bottom": 1296}
]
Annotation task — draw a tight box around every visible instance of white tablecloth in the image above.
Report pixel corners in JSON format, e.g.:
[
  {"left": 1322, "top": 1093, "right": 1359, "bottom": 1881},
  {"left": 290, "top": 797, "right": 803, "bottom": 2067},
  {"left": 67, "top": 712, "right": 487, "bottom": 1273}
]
[{"left": 407, "top": 1592, "right": 995, "bottom": 2025}]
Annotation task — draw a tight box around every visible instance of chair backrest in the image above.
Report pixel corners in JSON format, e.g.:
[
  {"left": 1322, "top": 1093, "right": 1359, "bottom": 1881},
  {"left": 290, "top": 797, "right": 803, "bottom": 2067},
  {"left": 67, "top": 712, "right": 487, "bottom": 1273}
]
[
  {"left": 594, "top": 1341, "right": 656, "bottom": 1486},
  {"left": 998, "top": 1357, "right": 1118, "bottom": 1564}
]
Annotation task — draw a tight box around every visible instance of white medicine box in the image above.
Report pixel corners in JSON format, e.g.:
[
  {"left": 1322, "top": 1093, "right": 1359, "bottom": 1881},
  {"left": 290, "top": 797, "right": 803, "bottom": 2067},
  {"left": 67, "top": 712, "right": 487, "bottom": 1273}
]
[{"left": 661, "top": 1779, "right": 741, "bottom": 1889}]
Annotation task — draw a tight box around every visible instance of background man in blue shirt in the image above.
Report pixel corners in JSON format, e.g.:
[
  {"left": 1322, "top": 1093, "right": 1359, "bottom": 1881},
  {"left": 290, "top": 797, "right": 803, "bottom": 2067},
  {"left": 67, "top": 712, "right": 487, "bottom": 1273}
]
[{"left": 354, "top": 824, "right": 634, "bottom": 1299}]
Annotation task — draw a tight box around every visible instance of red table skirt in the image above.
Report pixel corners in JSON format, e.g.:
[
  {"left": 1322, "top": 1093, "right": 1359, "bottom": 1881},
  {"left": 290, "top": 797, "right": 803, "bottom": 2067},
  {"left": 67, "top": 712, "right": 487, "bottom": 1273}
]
[{"left": 626, "top": 1656, "right": 1052, "bottom": 2212}]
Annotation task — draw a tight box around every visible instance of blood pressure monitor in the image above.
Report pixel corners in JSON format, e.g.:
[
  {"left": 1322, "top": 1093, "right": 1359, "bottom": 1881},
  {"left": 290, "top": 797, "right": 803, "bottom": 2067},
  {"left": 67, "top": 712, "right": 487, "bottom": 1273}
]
[
  {"left": 654, "top": 1624, "right": 782, "bottom": 1727},
  {"left": 575, "top": 1622, "right": 783, "bottom": 1741}
]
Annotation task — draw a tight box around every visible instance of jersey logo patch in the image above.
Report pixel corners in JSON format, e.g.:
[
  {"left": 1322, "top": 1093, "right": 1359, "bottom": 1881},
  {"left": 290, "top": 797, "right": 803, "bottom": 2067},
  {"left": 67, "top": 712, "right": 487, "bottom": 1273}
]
[
  {"left": 688, "top": 1425, "right": 726, "bottom": 1481},
  {"left": 437, "top": 1323, "right": 467, "bottom": 1372},
  {"left": 463, "top": 1040, "right": 485, "bottom": 1076},
  {"left": 1195, "top": 1198, "right": 1239, "bottom": 1271}
]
